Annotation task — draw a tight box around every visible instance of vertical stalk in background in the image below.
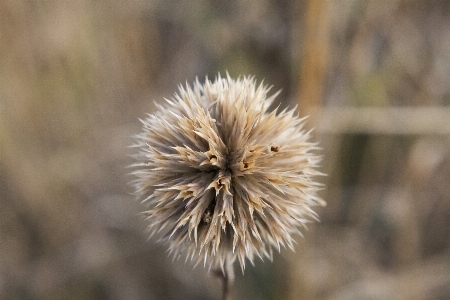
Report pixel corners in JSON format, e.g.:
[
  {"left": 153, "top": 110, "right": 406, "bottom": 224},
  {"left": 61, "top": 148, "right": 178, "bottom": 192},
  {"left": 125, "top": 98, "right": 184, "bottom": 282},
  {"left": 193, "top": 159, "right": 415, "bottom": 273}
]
[
  {"left": 297, "top": 0, "right": 331, "bottom": 123},
  {"left": 289, "top": 1, "right": 331, "bottom": 299}
]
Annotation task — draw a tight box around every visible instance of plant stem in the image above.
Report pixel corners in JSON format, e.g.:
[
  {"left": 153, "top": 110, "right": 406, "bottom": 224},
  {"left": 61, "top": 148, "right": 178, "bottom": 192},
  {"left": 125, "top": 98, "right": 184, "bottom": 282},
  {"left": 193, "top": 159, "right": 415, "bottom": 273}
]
[{"left": 213, "top": 259, "right": 234, "bottom": 300}]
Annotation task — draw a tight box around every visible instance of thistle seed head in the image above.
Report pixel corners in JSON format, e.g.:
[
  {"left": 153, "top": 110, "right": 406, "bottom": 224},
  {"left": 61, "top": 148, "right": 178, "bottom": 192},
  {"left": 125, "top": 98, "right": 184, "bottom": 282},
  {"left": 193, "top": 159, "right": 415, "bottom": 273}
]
[{"left": 131, "top": 74, "right": 325, "bottom": 271}]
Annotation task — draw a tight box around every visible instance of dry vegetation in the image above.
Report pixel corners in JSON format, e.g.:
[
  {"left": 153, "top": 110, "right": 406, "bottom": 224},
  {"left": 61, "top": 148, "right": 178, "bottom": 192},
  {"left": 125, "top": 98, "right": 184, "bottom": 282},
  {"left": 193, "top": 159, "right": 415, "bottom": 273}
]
[{"left": 1, "top": 0, "right": 449, "bottom": 299}]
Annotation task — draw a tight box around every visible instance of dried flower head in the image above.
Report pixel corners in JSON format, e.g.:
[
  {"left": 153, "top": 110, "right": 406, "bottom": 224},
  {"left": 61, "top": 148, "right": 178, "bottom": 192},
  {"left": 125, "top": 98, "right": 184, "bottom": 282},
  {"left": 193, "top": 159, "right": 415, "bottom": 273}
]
[{"left": 131, "top": 74, "right": 325, "bottom": 271}]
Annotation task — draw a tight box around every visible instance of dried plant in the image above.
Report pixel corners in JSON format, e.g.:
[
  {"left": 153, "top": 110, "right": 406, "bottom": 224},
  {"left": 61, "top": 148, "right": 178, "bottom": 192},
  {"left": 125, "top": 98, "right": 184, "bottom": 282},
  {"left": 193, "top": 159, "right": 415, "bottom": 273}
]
[{"left": 130, "top": 74, "right": 324, "bottom": 293}]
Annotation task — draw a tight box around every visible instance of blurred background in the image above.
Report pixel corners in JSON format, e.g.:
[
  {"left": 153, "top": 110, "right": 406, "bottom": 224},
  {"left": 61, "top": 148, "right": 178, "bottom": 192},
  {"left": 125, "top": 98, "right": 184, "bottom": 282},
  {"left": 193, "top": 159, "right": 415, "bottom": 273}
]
[{"left": 1, "top": 0, "right": 450, "bottom": 299}]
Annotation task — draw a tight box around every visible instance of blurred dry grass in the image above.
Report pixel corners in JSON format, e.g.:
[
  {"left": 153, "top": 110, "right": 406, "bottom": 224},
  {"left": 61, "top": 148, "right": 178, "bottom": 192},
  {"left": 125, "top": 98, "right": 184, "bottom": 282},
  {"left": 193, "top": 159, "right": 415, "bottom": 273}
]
[{"left": 1, "top": 0, "right": 449, "bottom": 299}]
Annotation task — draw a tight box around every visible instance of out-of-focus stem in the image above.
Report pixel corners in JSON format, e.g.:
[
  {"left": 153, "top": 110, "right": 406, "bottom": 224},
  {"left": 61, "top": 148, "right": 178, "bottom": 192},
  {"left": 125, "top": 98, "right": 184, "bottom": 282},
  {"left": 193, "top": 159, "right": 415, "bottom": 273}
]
[{"left": 298, "top": 0, "right": 331, "bottom": 123}]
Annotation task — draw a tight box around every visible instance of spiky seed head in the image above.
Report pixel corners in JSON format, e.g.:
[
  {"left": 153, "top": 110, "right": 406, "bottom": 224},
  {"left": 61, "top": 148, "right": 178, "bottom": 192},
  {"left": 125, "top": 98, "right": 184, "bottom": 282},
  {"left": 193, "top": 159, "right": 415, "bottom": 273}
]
[{"left": 130, "top": 74, "right": 325, "bottom": 271}]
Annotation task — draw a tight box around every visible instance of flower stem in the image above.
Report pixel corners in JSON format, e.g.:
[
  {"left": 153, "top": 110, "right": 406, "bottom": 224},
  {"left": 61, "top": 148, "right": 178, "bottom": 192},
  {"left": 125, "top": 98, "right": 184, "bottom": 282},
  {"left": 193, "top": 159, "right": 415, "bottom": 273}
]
[{"left": 213, "top": 259, "right": 234, "bottom": 300}]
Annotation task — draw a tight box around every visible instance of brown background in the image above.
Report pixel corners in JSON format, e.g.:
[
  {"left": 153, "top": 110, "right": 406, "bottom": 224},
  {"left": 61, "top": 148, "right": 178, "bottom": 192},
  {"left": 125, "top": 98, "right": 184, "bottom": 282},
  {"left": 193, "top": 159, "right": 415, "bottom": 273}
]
[{"left": 1, "top": 0, "right": 449, "bottom": 299}]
